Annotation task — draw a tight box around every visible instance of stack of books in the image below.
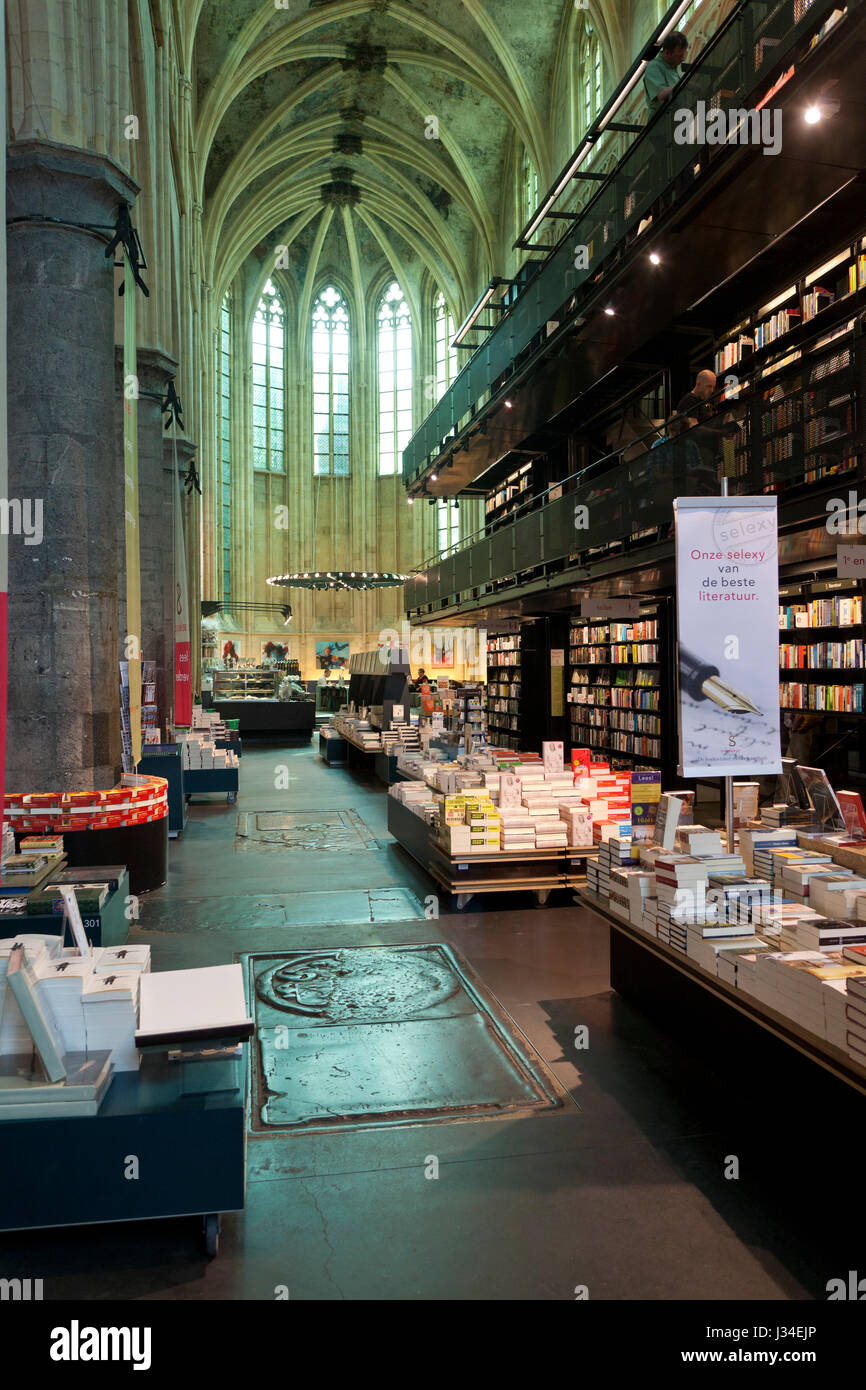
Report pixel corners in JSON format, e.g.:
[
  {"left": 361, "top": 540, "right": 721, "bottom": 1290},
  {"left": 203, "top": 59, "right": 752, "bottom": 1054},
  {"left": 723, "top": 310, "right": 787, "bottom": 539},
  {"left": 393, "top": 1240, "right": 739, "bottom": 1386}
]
[
  {"left": 0, "top": 1048, "right": 113, "bottom": 1121},
  {"left": 743, "top": 828, "right": 799, "bottom": 877},
  {"left": 654, "top": 855, "right": 710, "bottom": 909},
  {"left": 27, "top": 882, "right": 109, "bottom": 917},
  {"left": 782, "top": 917, "right": 866, "bottom": 955},
  {"left": 843, "top": 948, "right": 866, "bottom": 1063},
  {"left": 82, "top": 972, "right": 141, "bottom": 1071},
  {"left": 688, "top": 931, "right": 769, "bottom": 977},
  {"left": 655, "top": 901, "right": 691, "bottom": 955}
]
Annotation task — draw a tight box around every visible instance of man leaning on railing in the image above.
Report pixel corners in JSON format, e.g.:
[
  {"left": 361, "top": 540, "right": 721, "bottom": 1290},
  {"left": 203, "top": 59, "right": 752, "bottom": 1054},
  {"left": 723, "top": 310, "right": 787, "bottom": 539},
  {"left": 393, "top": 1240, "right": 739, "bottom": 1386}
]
[{"left": 643, "top": 30, "right": 688, "bottom": 117}]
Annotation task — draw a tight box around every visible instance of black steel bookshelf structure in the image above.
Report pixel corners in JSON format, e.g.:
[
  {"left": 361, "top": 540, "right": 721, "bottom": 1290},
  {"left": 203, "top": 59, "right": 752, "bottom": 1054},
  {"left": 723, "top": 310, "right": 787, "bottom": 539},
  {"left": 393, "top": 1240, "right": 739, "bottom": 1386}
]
[
  {"left": 403, "top": 0, "right": 866, "bottom": 795},
  {"left": 778, "top": 575, "right": 866, "bottom": 790}
]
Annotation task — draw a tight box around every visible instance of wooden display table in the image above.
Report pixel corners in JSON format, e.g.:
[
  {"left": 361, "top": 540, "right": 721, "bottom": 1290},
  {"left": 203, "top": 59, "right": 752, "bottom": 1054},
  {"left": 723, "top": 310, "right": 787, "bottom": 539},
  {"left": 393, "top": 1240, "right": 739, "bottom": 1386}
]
[
  {"left": 388, "top": 795, "right": 596, "bottom": 911},
  {"left": 576, "top": 887, "right": 866, "bottom": 1098}
]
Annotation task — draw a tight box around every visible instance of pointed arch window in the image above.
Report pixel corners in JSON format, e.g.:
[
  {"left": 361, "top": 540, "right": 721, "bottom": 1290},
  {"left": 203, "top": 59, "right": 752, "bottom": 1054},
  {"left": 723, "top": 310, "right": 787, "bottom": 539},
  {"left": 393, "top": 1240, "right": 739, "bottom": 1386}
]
[
  {"left": 434, "top": 291, "right": 457, "bottom": 401},
  {"left": 312, "top": 285, "right": 350, "bottom": 476},
  {"left": 582, "top": 30, "right": 602, "bottom": 132},
  {"left": 218, "top": 294, "right": 231, "bottom": 608},
  {"left": 252, "top": 278, "right": 285, "bottom": 472},
  {"left": 378, "top": 280, "right": 413, "bottom": 476},
  {"left": 521, "top": 152, "right": 539, "bottom": 227}
]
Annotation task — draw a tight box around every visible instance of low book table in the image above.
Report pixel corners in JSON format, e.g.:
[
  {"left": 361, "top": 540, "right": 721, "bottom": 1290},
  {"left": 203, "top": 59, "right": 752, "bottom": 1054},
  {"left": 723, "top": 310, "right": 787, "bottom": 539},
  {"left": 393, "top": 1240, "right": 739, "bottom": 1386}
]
[{"left": 0, "top": 1050, "right": 246, "bottom": 1257}]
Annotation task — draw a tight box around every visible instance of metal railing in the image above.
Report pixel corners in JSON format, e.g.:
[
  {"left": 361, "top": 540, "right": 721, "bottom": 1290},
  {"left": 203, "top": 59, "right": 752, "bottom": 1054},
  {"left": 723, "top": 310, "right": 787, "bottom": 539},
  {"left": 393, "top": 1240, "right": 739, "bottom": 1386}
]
[
  {"left": 401, "top": 0, "right": 851, "bottom": 484},
  {"left": 404, "top": 314, "right": 863, "bottom": 611}
]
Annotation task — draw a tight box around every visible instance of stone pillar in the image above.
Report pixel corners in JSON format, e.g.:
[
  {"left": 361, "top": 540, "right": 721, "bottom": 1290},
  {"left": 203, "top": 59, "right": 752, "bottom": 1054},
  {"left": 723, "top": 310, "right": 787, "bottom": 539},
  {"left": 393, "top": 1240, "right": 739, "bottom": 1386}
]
[
  {"left": 7, "top": 142, "right": 139, "bottom": 791},
  {"left": 132, "top": 348, "right": 178, "bottom": 731},
  {"left": 166, "top": 437, "right": 201, "bottom": 707}
]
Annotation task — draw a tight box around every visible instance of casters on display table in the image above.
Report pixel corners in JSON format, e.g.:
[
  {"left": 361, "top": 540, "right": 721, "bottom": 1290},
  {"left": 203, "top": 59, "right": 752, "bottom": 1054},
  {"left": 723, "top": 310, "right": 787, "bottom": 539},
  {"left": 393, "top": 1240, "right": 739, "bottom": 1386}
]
[{"left": 203, "top": 1212, "right": 221, "bottom": 1258}]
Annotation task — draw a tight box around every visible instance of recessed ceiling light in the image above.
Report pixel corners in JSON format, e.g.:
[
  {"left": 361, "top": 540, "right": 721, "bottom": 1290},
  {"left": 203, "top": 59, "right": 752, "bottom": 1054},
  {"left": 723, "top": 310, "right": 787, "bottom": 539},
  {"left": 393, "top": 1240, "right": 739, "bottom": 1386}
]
[
  {"left": 431, "top": 472, "right": 438, "bottom": 481},
  {"left": 649, "top": 252, "right": 661, "bottom": 265},
  {"left": 504, "top": 400, "right": 513, "bottom": 409},
  {"left": 407, "top": 496, "right": 414, "bottom": 505},
  {"left": 604, "top": 306, "right": 615, "bottom": 316},
  {"left": 804, "top": 105, "right": 822, "bottom": 124}
]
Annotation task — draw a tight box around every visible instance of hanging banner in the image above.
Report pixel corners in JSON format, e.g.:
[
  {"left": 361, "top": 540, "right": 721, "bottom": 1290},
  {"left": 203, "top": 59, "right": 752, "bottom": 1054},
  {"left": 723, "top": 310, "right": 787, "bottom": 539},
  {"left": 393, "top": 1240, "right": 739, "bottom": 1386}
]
[
  {"left": 123, "top": 255, "right": 142, "bottom": 767},
  {"left": 173, "top": 480, "right": 192, "bottom": 725},
  {"left": 0, "top": 4, "right": 7, "bottom": 839},
  {"left": 673, "top": 496, "right": 781, "bottom": 778}
]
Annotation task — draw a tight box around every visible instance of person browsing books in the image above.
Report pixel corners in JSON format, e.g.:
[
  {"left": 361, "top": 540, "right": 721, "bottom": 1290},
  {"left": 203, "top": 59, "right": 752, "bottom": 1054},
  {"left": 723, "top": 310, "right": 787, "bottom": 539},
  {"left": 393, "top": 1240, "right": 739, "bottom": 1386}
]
[{"left": 643, "top": 31, "right": 688, "bottom": 118}]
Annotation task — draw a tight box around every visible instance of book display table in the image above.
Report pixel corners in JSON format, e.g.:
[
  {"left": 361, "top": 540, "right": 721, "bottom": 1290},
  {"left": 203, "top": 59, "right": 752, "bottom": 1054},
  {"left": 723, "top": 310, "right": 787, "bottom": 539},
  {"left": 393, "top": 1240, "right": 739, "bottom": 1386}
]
[
  {"left": 0, "top": 1049, "right": 246, "bottom": 1256},
  {"left": 212, "top": 699, "right": 315, "bottom": 739},
  {"left": 576, "top": 888, "right": 866, "bottom": 1099},
  {"left": 8, "top": 779, "right": 169, "bottom": 894},
  {"left": 138, "top": 747, "right": 188, "bottom": 836},
  {"left": 387, "top": 795, "right": 596, "bottom": 911},
  {"left": 184, "top": 768, "right": 239, "bottom": 805},
  {"left": 318, "top": 726, "right": 347, "bottom": 765},
  {"left": 2, "top": 871, "right": 132, "bottom": 949}
]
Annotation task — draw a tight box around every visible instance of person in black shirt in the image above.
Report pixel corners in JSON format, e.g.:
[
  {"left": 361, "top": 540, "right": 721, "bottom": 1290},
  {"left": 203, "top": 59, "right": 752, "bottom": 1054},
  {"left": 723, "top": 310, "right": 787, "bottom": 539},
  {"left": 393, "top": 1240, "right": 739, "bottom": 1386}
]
[{"left": 674, "top": 369, "right": 740, "bottom": 489}]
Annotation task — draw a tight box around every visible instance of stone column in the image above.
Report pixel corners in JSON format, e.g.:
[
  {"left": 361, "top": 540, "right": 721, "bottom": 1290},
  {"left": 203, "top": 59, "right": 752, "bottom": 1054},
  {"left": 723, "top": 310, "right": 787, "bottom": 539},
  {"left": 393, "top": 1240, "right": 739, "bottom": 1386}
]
[
  {"left": 167, "top": 438, "right": 202, "bottom": 705},
  {"left": 133, "top": 348, "right": 178, "bottom": 731},
  {"left": 7, "top": 142, "right": 139, "bottom": 791}
]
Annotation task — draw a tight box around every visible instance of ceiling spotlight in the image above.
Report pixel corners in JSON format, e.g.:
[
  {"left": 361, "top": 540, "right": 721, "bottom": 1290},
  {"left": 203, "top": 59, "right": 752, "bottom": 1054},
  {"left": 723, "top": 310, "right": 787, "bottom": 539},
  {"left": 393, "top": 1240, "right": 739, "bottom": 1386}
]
[
  {"left": 431, "top": 472, "right": 438, "bottom": 481},
  {"left": 604, "top": 306, "right": 615, "bottom": 316},
  {"left": 504, "top": 400, "right": 513, "bottom": 409},
  {"left": 804, "top": 105, "right": 822, "bottom": 124},
  {"left": 407, "top": 496, "right": 414, "bottom": 505},
  {"left": 649, "top": 252, "right": 661, "bottom": 265}
]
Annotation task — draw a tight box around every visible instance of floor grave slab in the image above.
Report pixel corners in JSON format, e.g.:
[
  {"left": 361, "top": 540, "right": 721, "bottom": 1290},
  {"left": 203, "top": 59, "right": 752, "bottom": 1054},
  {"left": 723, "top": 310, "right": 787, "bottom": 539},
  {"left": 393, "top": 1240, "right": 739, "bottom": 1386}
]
[
  {"left": 235, "top": 808, "right": 379, "bottom": 853},
  {"left": 244, "top": 943, "right": 573, "bottom": 1132}
]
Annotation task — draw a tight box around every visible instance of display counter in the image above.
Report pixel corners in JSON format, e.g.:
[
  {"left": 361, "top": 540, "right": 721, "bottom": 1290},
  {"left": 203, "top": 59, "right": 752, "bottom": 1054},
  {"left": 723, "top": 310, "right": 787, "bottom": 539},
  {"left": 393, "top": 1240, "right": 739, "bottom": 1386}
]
[
  {"left": 577, "top": 887, "right": 866, "bottom": 1099},
  {"left": 8, "top": 776, "right": 169, "bottom": 893},
  {"left": 387, "top": 794, "right": 596, "bottom": 911},
  {"left": 211, "top": 699, "right": 315, "bottom": 738}
]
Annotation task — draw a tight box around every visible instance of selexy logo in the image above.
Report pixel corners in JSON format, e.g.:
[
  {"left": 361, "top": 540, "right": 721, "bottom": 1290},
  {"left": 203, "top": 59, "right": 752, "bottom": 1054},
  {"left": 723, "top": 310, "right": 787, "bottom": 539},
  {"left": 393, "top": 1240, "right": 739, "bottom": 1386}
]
[{"left": 49, "top": 1320, "right": 152, "bottom": 1371}]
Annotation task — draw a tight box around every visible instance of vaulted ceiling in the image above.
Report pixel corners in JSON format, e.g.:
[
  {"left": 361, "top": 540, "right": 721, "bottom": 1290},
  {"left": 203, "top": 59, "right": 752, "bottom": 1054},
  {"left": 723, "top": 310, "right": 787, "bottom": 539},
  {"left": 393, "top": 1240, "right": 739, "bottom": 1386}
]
[{"left": 188, "top": 0, "right": 571, "bottom": 314}]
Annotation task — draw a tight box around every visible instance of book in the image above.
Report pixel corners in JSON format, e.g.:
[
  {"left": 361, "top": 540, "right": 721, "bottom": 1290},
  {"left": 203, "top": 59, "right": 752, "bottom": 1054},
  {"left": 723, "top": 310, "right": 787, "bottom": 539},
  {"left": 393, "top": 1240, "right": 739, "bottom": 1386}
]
[
  {"left": 654, "top": 794, "right": 684, "bottom": 851},
  {"left": 56, "top": 866, "right": 126, "bottom": 893},
  {"left": 136, "top": 963, "right": 254, "bottom": 1048},
  {"left": 796, "top": 766, "right": 847, "bottom": 832},
  {"left": 6, "top": 945, "right": 67, "bottom": 1082},
  {"left": 0, "top": 1049, "right": 111, "bottom": 1102},
  {"left": 837, "top": 791, "right": 866, "bottom": 840}
]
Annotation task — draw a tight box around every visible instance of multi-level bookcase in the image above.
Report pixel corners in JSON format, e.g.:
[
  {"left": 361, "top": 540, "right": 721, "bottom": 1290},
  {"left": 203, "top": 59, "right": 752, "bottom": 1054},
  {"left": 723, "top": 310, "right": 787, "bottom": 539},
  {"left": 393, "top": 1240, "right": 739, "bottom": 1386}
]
[
  {"left": 484, "top": 461, "right": 534, "bottom": 529},
  {"left": 712, "top": 233, "right": 865, "bottom": 496},
  {"left": 778, "top": 576, "right": 866, "bottom": 790},
  {"left": 566, "top": 601, "right": 677, "bottom": 783},
  {"left": 485, "top": 632, "right": 521, "bottom": 749}
]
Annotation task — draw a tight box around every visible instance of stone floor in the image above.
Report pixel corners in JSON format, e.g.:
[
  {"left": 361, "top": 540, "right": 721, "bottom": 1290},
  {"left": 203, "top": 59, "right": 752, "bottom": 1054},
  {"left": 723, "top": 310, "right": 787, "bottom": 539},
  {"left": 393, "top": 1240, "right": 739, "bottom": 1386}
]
[{"left": 0, "top": 743, "right": 855, "bottom": 1299}]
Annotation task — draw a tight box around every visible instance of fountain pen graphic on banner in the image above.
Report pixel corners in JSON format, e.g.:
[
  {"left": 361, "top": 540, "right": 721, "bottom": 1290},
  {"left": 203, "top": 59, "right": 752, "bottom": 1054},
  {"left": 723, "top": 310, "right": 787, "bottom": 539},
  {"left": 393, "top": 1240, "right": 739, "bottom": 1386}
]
[{"left": 678, "top": 646, "right": 761, "bottom": 715}]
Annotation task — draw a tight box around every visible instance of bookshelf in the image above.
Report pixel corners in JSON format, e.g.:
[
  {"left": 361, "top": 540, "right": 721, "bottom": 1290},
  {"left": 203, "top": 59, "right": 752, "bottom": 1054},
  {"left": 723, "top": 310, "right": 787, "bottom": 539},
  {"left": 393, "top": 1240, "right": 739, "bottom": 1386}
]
[
  {"left": 712, "top": 232, "right": 865, "bottom": 496},
  {"left": 485, "top": 632, "right": 522, "bottom": 748},
  {"left": 567, "top": 607, "right": 676, "bottom": 778},
  {"left": 484, "top": 461, "right": 533, "bottom": 528},
  {"left": 779, "top": 578, "right": 866, "bottom": 716}
]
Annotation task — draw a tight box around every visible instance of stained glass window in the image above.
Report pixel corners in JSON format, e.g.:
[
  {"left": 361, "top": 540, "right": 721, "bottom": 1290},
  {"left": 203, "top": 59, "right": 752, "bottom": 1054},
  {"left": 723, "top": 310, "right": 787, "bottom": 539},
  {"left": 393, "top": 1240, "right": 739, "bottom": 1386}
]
[
  {"left": 378, "top": 280, "right": 413, "bottom": 476},
  {"left": 252, "top": 278, "right": 285, "bottom": 473},
  {"left": 434, "top": 291, "right": 457, "bottom": 401},
  {"left": 218, "top": 294, "right": 231, "bottom": 608},
  {"left": 312, "top": 285, "right": 350, "bottom": 476}
]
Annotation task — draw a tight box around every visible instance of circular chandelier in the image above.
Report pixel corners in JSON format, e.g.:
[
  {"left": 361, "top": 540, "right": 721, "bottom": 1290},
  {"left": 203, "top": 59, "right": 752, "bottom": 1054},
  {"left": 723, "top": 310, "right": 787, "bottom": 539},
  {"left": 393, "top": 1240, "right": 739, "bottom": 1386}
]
[{"left": 267, "top": 571, "right": 410, "bottom": 592}]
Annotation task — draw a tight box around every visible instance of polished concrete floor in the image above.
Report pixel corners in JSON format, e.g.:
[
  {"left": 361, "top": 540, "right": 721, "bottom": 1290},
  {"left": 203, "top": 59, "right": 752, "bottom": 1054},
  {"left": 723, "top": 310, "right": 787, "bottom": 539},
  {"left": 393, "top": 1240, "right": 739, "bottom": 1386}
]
[{"left": 0, "top": 744, "right": 854, "bottom": 1299}]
